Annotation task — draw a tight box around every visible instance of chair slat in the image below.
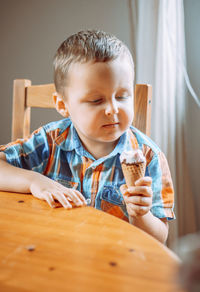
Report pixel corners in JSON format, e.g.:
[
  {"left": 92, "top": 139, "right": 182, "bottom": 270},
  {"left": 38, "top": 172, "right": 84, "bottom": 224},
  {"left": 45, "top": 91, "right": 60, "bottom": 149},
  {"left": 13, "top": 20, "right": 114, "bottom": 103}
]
[
  {"left": 133, "top": 84, "right": 152, "bottom": 137},
  {"left": 26, "top": 84, "right": 55, "bottom": 108},
  {"left": 12, "top": 79, "right": 31, "bottom": 141}
]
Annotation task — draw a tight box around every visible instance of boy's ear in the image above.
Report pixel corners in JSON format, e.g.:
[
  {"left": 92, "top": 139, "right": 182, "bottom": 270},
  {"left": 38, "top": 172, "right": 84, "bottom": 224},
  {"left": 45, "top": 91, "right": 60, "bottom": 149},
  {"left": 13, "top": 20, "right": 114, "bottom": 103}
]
[{"left": 53, "top": 92, "right": 69, "bottom": 117}]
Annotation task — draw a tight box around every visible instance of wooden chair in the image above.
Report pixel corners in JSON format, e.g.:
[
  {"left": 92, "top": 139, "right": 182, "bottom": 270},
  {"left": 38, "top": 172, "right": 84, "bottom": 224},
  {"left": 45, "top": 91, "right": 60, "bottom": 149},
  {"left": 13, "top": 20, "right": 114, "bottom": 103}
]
[{"left": 11, "top": 79, "right": 152, "bottom": 141}]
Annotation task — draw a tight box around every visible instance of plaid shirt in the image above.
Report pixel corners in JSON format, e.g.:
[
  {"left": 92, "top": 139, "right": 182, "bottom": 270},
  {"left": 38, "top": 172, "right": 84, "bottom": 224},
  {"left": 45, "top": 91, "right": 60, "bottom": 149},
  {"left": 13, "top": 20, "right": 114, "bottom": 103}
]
[{"left": 0, "top": 118, "right": 175, "bottom": 222}]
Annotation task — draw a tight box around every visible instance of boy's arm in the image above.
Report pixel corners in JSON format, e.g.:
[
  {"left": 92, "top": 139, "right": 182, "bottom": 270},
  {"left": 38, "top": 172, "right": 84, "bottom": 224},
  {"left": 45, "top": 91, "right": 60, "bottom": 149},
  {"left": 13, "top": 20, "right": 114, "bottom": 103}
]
[
  {"left": 0, "top": 152, "right": 33, "bottom": 193},
  {"left": 120, "top": 177, "right": 169, "bottom": 244},
  {"left": 0, "top": 152, "right": 86, "bottom": 208},
  {"left": 130, "top": 211, "right": 169, "bottom": 244}
]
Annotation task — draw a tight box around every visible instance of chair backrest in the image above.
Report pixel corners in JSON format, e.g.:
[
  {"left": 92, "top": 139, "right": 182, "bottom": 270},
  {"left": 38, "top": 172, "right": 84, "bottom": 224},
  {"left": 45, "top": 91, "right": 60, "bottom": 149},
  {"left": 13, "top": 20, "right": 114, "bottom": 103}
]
[{"left": 11, "top": 79, "right": 152, "bottom": 141}]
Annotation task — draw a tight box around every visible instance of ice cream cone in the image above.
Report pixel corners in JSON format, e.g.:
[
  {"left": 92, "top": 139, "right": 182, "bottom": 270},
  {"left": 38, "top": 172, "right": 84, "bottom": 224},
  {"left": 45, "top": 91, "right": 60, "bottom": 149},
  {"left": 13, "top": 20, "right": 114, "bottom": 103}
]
[{"left": 121, "top": 161, "right": 146, "bottom": 187}]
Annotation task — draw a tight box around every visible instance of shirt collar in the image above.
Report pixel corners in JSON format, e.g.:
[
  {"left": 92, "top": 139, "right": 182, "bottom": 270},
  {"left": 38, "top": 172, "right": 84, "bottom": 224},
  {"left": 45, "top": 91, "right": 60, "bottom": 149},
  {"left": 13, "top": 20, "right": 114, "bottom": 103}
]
[
  {"left": 59, "top": 122, "right": 94, "bottom": 159},
  {"left": 108, "top": 128, "right": 138, "bottom": 157},
  {"left": 58, "top": 121, "right": 138, "bottom": 160}
]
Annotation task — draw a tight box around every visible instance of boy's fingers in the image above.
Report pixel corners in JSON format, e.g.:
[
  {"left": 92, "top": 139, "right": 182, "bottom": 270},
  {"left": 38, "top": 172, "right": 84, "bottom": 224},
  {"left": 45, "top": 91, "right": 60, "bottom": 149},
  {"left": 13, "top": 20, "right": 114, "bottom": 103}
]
[
  {"left": 120, "top": 184, "right": 128, "bottom": 195},
  {"left": 64, "top": 189, "right": 85, "bottom": 206},
  {"left": 53, "top": 192, "right": 72, "bottom": 209},
  {"left": 127, "top": 204, "right": 150, "bottom": 216},
  {"left": 73, "top": 190, "right": 87, "bottom": 205},
  {"left": 135, "top": 176, "right": 152, "bottom": 186},
  {"left": 120, "top": 178, "right": 152, "bottom": 197},
  {"left": 58, "top": 185, "right": 86, "bottom": 205},
  {"left": 124, "top": 195, "right": 152, "bottom": 206},
  {"left": 127, "top": 186, "right": 152, "bottom": 197},
  {"left": 43, "top": 191, "right": 56, "bottom": 208},
  {"left": 55, "top": 181, "right": 87, "bottom": 205}
]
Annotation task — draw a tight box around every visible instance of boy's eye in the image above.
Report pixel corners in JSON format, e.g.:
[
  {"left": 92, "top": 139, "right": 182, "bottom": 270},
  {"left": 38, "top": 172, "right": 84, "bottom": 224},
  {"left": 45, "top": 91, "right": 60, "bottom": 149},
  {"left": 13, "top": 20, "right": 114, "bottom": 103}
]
[
  {"left": 90, "top": 98, "right": 103, "bottom": 104},
  {"left": 116, "top": 96, "right": 129, "bottom": 101}
]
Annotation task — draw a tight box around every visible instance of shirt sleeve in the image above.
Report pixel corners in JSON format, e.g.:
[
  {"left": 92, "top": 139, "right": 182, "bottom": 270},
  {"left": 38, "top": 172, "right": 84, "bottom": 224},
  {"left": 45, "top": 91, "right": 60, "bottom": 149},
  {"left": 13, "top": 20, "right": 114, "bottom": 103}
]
[
  {"left": 147, "top": 151, "right": 175, "bottom": 220},
  {"left": 0, "top": 127, "right": 50, "bottom": 174}
]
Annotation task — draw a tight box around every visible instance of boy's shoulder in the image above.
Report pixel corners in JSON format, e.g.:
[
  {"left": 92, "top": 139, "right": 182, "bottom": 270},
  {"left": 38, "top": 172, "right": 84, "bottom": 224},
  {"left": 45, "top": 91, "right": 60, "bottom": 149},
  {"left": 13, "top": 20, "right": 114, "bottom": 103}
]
[
  {"left": 41, "top": 118, "right": 73, "bottom": 147},
  {"left": 43, "top": 118, "right": 71, "bottom": 133}
]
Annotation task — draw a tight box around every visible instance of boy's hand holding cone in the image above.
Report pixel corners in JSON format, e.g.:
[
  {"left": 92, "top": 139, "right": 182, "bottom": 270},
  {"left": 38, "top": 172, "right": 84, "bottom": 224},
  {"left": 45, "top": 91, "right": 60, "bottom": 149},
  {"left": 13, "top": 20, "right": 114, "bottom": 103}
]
[{"left": 120, "top": 149, "right": 153, "bottom": 219}]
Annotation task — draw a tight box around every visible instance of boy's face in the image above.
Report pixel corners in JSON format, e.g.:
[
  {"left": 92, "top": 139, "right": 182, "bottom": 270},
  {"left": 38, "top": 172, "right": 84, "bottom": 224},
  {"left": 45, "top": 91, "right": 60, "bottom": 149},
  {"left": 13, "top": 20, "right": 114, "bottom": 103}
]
[{"left": 63, "top": 55, "right": 134, "bottom": 155}]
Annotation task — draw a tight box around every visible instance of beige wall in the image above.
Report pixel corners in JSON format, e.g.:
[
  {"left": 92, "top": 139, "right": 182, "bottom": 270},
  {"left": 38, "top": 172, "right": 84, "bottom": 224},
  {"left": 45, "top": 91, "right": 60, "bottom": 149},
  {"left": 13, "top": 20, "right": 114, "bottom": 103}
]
[{"left": 0, "top": 0, "right": 131, "bottom": 144}]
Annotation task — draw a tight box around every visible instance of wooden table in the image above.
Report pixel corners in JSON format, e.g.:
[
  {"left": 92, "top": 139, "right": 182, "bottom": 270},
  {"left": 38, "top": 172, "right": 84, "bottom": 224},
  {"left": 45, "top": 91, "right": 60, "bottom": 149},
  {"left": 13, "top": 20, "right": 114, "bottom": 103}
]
[{"left": 0, "top": 191, "right": 184, "bottom": 292}]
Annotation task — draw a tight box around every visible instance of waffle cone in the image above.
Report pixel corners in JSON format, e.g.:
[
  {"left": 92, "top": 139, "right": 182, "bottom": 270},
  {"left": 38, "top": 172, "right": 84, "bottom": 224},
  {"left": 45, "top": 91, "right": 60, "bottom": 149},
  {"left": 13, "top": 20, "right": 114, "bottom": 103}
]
[{"left": 121, "top": 161, "right": 146, "bottom": 187}]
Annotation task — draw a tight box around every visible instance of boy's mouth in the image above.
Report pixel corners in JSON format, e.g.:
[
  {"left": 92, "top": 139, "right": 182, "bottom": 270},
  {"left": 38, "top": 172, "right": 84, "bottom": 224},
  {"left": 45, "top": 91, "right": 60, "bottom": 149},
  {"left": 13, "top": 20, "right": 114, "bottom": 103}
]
[{"left": 102, "top": 123, "right": 119, "bottom": 128}]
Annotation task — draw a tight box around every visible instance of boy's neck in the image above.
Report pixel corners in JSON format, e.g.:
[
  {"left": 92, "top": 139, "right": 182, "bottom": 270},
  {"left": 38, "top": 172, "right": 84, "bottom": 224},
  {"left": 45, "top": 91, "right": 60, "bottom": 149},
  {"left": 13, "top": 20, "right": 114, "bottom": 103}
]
[{"left": 81, "top": 139, "right": 118, "bottom": 160}]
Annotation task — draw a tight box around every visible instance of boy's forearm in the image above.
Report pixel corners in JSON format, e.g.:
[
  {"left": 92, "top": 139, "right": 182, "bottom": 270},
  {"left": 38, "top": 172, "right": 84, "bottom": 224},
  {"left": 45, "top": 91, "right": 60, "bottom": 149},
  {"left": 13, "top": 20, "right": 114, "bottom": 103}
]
[
  {"left": 129, "top": 212, "right": 169, "bottom": 244},
  {"left": 0, "top": 156, "right": 35, "bottom": 193}
]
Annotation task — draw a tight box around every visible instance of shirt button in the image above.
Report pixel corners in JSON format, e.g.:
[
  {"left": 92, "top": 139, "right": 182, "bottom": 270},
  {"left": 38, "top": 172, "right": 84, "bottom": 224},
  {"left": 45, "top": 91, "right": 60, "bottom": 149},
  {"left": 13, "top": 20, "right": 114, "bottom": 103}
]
[{"left": 86, "top": 198, "right": 91, "bottom": 205}]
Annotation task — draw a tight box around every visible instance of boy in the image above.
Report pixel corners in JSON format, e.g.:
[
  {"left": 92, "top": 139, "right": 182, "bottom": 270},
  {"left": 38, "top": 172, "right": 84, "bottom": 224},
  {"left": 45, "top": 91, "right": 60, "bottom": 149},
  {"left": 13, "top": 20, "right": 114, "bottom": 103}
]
[{"left": 0, "top": 30, "right": 175, "bottom": 243}]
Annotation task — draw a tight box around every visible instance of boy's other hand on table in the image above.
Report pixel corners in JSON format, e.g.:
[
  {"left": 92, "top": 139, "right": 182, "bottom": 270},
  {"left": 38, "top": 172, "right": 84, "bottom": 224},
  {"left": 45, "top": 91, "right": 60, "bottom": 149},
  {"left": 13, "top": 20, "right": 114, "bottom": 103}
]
[{"left": 29, "top": 172, "right": 87, "bottom": 209}]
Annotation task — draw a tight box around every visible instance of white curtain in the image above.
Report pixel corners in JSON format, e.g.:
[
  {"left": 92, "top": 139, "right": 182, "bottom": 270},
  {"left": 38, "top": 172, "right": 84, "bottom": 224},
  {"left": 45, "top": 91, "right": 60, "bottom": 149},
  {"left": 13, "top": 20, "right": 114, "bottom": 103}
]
[{"left": 129, "top": 0, "right": 197, "bottom": 247}]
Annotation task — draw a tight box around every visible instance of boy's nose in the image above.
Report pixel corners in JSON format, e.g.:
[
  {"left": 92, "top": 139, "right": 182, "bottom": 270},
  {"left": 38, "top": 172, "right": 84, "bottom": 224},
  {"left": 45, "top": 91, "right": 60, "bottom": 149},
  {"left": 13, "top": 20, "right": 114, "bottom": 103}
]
[{"left": 105, "top": 100, "right": 119, "bottom": 116}]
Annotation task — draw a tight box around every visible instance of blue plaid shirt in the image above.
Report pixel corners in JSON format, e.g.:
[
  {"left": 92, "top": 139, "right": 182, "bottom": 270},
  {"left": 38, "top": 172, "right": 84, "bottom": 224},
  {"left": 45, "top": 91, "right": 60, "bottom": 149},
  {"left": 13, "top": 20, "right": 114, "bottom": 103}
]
[{"left": 1, "top": 118, "right": 175, "bottom": 222}]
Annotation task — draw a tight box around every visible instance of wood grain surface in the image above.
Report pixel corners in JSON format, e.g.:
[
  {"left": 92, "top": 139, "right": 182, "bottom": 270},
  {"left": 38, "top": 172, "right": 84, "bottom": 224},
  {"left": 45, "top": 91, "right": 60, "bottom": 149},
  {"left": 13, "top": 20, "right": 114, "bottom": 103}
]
[{"left": 0, "top": 191, "right": 184, "bottom": 292}]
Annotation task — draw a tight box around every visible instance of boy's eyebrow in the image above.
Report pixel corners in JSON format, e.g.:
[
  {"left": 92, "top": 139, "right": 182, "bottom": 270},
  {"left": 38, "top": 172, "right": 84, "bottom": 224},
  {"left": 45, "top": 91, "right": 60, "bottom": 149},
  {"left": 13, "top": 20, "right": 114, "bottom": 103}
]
[
  {"left": 81, "top": 87, "right": 133, "bottom": 100},
  {"left": 83, "top": 90, "right": 103, "bottom": 96},
  {"left": 83, "top": 87, "right": 132, "bottom": 95},
  {"left": 81, "top": 90, "right": 104, "bottom": 99},
  {"left": 117, "top": 87, "right": 133, "bottom": 93}
]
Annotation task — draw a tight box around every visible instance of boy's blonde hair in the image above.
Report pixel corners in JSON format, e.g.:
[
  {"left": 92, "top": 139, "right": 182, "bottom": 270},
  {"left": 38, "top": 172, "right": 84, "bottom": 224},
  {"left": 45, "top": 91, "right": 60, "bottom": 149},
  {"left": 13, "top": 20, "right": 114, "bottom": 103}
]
[{"left": 53, "top": 29, "right": 134, "bottom": 94}]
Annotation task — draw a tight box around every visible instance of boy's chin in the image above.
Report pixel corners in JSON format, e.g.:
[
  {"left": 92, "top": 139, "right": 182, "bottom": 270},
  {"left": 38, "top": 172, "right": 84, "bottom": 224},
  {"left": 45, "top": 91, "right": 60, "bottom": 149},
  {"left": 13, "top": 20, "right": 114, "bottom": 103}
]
[
  {"left": 98, "top": 135, "right": 121, "bottom": 144},
  {"left": 99, "top": 129, "right": 127, "bottom": 142}
]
